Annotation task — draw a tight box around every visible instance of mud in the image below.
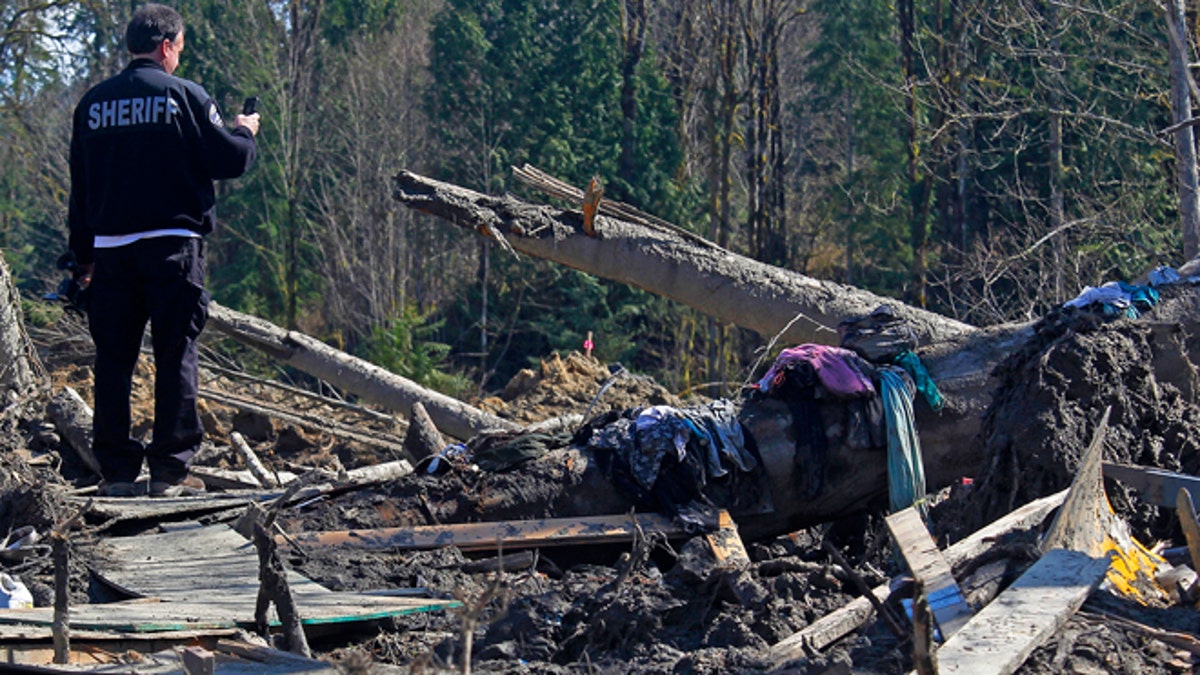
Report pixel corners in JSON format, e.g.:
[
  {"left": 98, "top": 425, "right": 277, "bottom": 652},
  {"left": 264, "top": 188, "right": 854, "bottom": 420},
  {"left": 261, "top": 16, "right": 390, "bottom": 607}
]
[
  {"left": 3, "top": 313, "right": 1200, "bottom": 673},
  {"left": 949, "top": 303, "right": 1200, "bottom": 543}
]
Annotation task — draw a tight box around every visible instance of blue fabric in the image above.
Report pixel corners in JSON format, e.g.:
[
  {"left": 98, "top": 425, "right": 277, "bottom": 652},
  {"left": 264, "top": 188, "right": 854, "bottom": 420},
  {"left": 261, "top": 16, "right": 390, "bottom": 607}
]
[
  {"left": 1118, "top": 281, "right": 1159, "bottom": 311},
  {"left": 880, "top": 369, "right": 927, "bottom": 516},
  {"left": 893, "top": 351, "right": 944, "bottom": 411}
]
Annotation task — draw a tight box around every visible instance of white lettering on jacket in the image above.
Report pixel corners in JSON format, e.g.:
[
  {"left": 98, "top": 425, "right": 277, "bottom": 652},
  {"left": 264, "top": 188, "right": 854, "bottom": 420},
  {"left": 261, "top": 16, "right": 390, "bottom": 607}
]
[{"left": 88, "top": 96, "right": 178, "bottom": 130}]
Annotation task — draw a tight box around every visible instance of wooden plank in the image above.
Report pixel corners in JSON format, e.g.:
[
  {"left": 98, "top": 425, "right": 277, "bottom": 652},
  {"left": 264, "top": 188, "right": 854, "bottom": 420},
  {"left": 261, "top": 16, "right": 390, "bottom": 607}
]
[
  {"left": 0, "top": 625, "right": 240, "bottom": 642},
  {"left": 935, "top": 549, "right": 1110, "bottom": 675},
  {"left": 768, "top": 488, "right": 1069, "bottom": 663},
  {"left": 0, "top": 639, "right": 341, "bottom": 673},
  {"left": 1105, "top": 462, "right": 1200, "bottom": 508},
  {"left": 0, "top": 525, "right": 456, "bottom": 635},
  {"left": 93, "top": 526, "right": 330, "bottom": 602},
  {"left": 284, "top": 512, "right": 693, "bottom": 552},
  {"left": 885, "top": 507, "right": 973, "bottom": 640},
  {"left": 705, "top": 510, "right": 750, "bottom": 568},
  {"left": 0, "top": 592, "right": 453, "bottom": 633},
  {"left": 73, "top": 492, "right": 278, "bottom": 524},
  {"left": 1176, "top": 487, "right": 1200, "bottom": 574}
]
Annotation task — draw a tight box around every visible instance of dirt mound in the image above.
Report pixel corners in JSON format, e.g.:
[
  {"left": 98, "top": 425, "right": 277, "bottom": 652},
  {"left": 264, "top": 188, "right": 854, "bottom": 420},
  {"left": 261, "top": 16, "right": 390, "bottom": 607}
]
[
  {"left": 478, "top": 351, "right": 683, "bottom": 424},
  {"left": 949, "top": 305, "right": 1200, "bottom": 541}
]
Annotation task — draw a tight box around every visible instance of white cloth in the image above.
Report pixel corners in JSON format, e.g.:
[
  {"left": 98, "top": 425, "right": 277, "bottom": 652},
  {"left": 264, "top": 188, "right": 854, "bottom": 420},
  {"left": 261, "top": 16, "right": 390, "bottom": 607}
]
[
  {"left": 1064, "top": 282, "right": 1129, "bottom": 309},
  {"left": 94, "top": 228, "right": 200, "bottom": 248}
]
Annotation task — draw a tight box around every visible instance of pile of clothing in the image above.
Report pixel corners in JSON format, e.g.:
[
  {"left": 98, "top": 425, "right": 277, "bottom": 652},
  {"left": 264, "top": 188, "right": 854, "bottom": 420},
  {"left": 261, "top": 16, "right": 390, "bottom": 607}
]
[
  {"left": 750, "top": 304, "right": 943, "bottom": 514},
  {"left": 1064, "top": 280, "right": 1159, "bottom": 319},
  {"left": 577, "top": 399, "right": 763, "bottom": 532}
]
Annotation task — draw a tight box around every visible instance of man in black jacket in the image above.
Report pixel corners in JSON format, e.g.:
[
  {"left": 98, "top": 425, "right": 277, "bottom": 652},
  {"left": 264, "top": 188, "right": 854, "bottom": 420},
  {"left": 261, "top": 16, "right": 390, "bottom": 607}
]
[{"left": 68, "top": 3, "right": 259, "bottom": 497}]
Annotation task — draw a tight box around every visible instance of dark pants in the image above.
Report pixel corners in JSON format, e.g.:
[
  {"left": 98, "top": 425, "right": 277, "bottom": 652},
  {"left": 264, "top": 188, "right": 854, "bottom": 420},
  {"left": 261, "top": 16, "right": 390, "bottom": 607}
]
[{"left": 88, "top": 237, "right": 209, "bottom": 484}]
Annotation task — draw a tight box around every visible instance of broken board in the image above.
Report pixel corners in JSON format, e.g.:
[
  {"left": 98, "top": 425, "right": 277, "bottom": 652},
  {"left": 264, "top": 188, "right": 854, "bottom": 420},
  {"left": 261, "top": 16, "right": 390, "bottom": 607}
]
[
  {"left": 284, "top": 512, "right": 695, "bottom": 552},
  {"left": 1104, "top": 462, "right": 1200, "bottom": 509},
  {"left": 0, "top": 525, "right": 454, "bottom": 634},
  {"left": 885, "top": 506, "right": 973, "bottom": 640},
  {"left": 935, "top": 548, "right": 1110, "bottom": 675},
  {"left": 73, "top": 492, "right": 281, "bottom": 526},
  {"left": 705, "top": 510, "right": 751, "bottom": 568},
  {"left": 769, "top": 487, "right": 1069, "bottom": 662}
]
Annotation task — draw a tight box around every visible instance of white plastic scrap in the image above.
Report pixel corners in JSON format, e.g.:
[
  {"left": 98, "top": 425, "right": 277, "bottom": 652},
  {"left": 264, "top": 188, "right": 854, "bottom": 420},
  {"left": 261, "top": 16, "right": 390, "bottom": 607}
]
[{"left": 0, "top": 572, "right": 33, "bottom": 609}]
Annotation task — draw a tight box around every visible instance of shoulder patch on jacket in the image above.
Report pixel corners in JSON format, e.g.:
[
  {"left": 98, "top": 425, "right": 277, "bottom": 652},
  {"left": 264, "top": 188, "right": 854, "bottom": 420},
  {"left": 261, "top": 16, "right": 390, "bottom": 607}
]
[{"left": 208, "top": 101, "right": 223, "bottom": 127}]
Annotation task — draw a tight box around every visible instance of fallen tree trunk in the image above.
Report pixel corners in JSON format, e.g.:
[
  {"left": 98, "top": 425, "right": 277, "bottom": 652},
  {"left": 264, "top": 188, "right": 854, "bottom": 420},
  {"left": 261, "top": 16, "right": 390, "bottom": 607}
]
[
  {"left": 206, "top": 302, "right": 518, "bottom": 441},
  {"left": 392, "top": 170, "right": 977, "bottom": 347},
  {"left": 205, "top": 296, "right": 1015, "bottom": 531},
  {"left": 391, "top": 169, "right": 1034, "bottom": 490}
]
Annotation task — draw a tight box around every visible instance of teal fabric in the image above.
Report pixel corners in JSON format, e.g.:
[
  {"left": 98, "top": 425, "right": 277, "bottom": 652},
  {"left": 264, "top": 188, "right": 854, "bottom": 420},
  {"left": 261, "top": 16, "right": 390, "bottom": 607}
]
[
  {"left": 880, "top": 369, "right": 927, "bottom": 516},
  {"left": 893, "top": 351, "right": 944, "bottom": 411}
]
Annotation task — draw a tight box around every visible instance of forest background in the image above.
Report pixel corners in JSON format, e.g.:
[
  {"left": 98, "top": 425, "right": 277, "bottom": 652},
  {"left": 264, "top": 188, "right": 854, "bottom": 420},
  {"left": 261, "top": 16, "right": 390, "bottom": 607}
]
[{"left": 0, "top": 0, "right": 1190, "bottom": 399}]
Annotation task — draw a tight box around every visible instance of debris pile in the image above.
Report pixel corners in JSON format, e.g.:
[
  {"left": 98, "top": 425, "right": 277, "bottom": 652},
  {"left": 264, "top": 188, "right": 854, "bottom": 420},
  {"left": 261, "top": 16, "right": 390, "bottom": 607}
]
[{"left": 0, "top": 303, "right": 1199, "bottom": 673}]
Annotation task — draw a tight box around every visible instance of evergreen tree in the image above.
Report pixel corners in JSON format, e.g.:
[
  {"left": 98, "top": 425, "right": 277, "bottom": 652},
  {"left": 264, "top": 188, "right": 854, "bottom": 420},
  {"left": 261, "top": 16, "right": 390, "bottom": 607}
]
[{"left": 427, "top": 0, "right": 691, "bottom": 388}]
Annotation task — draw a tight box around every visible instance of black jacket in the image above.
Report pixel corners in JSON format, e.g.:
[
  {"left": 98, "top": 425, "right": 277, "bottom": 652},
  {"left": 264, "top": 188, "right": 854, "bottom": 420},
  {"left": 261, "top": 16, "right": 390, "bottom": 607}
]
[{"left": 68, "top": 59, "right": 256, "bottom": 264}]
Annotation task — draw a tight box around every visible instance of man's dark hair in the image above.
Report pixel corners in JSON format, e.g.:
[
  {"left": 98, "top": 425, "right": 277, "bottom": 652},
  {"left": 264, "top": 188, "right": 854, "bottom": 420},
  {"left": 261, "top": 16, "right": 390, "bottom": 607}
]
[{"left": 125, "top": 4, "right": 184, "bottom": 54}]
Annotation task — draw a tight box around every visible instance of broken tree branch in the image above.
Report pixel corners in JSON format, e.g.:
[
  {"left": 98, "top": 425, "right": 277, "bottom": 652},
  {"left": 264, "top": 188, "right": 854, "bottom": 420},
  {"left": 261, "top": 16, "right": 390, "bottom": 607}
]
[
  {"left": 50, "top": 502, "right": 88, "bottom": 665},
  {"left": 404, "top": 401, "right": 446, "bottom": 462},
  {"left": 46, "top": 387, "right": 101, "bottom": 477},
  {"left": 231, "top": 432, "right": 279, "bottom": 489},
  {"left": 208, "top": 301, "right": 518, "bottom": 441},
  {"left": 246, "top": 503, "right": 310, "bottom": 658},
  {"left": 198, "top": 387, "right": 409, "bottom": 454}
]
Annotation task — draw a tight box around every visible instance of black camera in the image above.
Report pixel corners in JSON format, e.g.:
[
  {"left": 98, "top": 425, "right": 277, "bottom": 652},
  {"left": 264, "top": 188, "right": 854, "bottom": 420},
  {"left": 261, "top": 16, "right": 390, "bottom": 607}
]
[{"left": 44, "top": 252, "right": 90, "bottom": 313}]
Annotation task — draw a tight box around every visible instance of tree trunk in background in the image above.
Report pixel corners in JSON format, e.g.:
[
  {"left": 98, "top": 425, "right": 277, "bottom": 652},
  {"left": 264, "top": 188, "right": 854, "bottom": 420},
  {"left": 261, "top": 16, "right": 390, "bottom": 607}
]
[
  {"left": 1046, "top": 1, "right": 1066, "bottom": 302},
  {"left": 0, "top": 252, "right": 40, "bottom": 399},
  {"left": 619, "top": 0, "right": 647, "bottom": 185},
  {"left": 743, "top": 0, "right": 788, "bottom": 268},
  {"left": 1167, "top": 0, "right": 1200, "bottom": 259},
  {"left": 900, "top": 0, "right": 932, "bottom": 308}
]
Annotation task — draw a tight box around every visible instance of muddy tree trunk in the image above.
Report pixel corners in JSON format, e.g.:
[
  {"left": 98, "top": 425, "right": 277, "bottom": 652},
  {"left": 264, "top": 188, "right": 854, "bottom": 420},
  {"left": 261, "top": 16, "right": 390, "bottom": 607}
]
[{"left": 0, "top": 252, "right": 40, "bottom": 400}]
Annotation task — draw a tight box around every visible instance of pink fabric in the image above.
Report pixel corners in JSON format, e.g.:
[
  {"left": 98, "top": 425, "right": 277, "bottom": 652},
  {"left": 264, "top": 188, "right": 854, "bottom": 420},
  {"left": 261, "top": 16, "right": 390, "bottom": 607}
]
[{"left": 757, "top": 344, "right": 875, "bottom": 398}]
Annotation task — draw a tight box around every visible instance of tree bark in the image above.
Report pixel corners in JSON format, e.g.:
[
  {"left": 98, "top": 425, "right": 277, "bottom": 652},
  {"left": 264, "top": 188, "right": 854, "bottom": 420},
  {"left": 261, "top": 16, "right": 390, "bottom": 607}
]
[
  {"left": 1167, "top": 0, "right": 1200, "bottom": 259},
  {"left": 207, "top": 301, "right": 519, "bottom": 441},
  {"left": 0, "top": 252, "right": 40, "bottom": 399}
]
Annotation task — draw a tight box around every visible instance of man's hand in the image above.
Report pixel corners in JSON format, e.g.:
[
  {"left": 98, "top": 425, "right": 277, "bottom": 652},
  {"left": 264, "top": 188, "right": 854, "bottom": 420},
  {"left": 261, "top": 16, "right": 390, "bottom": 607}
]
[
  {"left": 75, "top": 262, "right": 94, "bottom": 289},
  {"left": 235, "top": 113, "right": 260, "bottom": 136}
]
